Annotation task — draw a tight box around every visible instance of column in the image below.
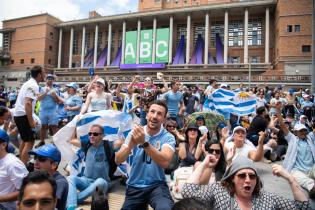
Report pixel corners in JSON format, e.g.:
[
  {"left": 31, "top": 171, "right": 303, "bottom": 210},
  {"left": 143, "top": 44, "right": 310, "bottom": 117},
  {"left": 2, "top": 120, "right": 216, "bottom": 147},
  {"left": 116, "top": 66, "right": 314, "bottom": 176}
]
[
  {"left": 152, "top": 18, "right": 157, "bottom": 64},
  {"left": 68, "top": 27, "right": 73, "bottom": 68},
  {"left": 244, "top": 8, "right": 249, "bottom": 64},
  {"left": 265, "top": 7, "right": 270, "bottom": 63},
  {"left": 107, "top": 23, "right": 112, "bottom": 66},
  {"left": 93, "top": 24, "right": 98, "bottom": 67},
  {"left": 204, "top": 12, "right": 209, "bottom": 64},
  {"left": 168, "top": 16, "right": 173, "bottom": 64},
  {"left": 57, "top": 29, "right": 62, "bottom": 68},
  {"left": 121, "top": 21, "right": 126, "bottom": 64},
  {"left": 136, "top": 19, "right": 141, "bottom": 64},
  {"left": 80, "top": 26, "right": 86, "bottom": 68},
  {"left": 224, "top": 10, "right": 228, "bottom": 64},
  {"left": 186, "top": 14, "right": 191, "bottom": 64}
]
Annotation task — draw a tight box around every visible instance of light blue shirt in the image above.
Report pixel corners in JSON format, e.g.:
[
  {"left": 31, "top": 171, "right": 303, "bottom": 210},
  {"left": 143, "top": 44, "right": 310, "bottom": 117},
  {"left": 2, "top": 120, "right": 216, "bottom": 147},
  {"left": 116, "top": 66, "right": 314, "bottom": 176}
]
[
  {"left": 164, "top": 91, "right": 183, "bottom": 115},
  {"left": 40, "top": 86, "right": 59, "bottom": 111},
  {"left": 125, "top": 126, "right": 175, "bottom": 188},
  {"left": 292, "top": 139, "right": 315, "bottom": 172},
  {"left": 64, "top": 95, "right": 82, "bottom": 116}
]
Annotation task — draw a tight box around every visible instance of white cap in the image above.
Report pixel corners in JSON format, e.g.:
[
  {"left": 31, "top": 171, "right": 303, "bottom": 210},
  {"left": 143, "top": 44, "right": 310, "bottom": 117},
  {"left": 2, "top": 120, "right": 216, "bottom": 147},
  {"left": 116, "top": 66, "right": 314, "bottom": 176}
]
[
  {"left": 232, "top": 126, "right": 246, "bottom": 135},
  {"left": 294, "top": 123, "right": 308, "bottom": 131},
  {"left": 220, "top": 83, "right": 228, "bottom": 88},
  {"left": 96, "top": 78, "right": 105, "bottom": 86}
]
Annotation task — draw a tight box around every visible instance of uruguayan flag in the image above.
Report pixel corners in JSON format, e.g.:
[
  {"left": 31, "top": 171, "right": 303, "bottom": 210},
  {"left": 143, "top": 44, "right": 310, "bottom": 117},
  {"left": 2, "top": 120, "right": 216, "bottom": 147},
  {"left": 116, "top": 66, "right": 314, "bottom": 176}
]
[
  {"left": 53, "top": 110, "right": 133, "bottom": 176},
  {"left": 204, "top": 89, "right": 257, "bottom": 117}
]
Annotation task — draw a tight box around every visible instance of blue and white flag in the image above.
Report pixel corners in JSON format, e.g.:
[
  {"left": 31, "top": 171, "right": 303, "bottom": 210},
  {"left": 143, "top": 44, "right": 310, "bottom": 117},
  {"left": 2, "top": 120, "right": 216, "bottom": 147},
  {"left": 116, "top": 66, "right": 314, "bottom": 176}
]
[
  {"left": 204, "top": 88, "right": 257, "bottom": 117},
  {"left": 53, "top": 110, "right": 133, "bottom": 176}
]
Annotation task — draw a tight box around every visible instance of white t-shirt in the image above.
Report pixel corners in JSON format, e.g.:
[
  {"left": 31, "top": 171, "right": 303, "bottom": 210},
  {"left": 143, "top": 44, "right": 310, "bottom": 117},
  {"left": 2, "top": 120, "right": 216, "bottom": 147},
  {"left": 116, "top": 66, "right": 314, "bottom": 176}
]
[
  {"left": 14, "top": 78, "right": 39, "bottom": 117},
  {"left": 225, "top": 139, "right": 257, "bottom": 160},
  {"left": 0, "top": 153, "right": 28, "bottom": 210}
]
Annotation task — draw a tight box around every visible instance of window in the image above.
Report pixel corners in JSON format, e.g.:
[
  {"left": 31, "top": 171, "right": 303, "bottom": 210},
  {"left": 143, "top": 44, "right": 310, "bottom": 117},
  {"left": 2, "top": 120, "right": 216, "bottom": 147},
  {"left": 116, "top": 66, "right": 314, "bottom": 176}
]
[
  {"left": 193, "top": 23, "right": 205, "bottom": 46},
  {"left": 3, "top": 33, "right": 11, "bottom": 51},
  {"left": 73, "top": 33, "right": 79, "bottom": 55},
  {"left": 49, "top": 45, "right": 52, "bottom": 51},
  {"left": 176, "top": 24, "right": 187, "bottom": 46},
  {"left": 248, "top": 17, "right": 262, "bottom": 46},
  {"left": 50, "top": 32, "right": 54, "bottom": 39},
  {"left": 20, "top": 59, "right": 24, "bottom": 64},
  {"left": 287, "top": 25, "right": 292, "bottom": 32},
  {"left": 294, "top": 25, "right": 300, "bottom": 32},
  {"left": 10, "top": 60, "right": 14, "bottom": 64},
  {"left": 31, "top": 58, "right": 35, "bottom": 63},
  {"left": 302, "top": 45, "right": 311, "bottom": 52},
  {"left": 250, "top": 56, "right": 260, "bottom": 63},
  {"left": 210, "top": 21, "right": 224, "bottom": 47},
  {"left": 48, "top": 59, "right": 51, "bottom": 64},
  {"left": 228, "top": 20, "right": 243, "bottom": 46}
]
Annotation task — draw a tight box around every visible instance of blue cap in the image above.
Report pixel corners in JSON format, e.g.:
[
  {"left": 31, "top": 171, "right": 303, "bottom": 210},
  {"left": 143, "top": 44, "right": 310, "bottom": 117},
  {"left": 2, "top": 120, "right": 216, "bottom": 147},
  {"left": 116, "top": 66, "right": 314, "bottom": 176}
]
[
  {"left": 29, "top": 144, "right": 61, "bottom": 163},
  {"left": 218, "top": 122, "right": 227, "bottom": 129},
  {"left": 0, "top": 129, "right": 9, "bottom": 143},
  {"left": 66, "top": 82, "right": 79, "bottom": 90}
]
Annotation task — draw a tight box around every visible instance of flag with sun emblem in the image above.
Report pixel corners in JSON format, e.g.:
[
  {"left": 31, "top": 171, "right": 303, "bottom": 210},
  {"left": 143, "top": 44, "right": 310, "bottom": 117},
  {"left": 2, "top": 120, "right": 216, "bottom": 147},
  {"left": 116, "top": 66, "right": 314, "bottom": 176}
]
[{"left": 204, "top": 88, "right": 257, "bottom": 116}]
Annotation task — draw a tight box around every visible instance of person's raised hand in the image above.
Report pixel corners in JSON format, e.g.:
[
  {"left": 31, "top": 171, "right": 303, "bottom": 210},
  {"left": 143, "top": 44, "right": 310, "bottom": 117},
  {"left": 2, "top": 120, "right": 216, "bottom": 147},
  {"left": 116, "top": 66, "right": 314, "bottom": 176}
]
[
  {"left": 258, "top": 131, "right": 266, "bottom": 145},
  {"left": 221, "top": 127, "right": 230, "bottom": 140},
  {"left": 131, "top": 125, "right": 145, "bottom": 145},
  {"left": 272, "top": 164, "right": 291, "bottom": 181},
  {"left": 226, "top": 145, "right": 236, "bottom": 163},
  {"left": 202, "top": 154, "right": 218, "bottom": 168}
]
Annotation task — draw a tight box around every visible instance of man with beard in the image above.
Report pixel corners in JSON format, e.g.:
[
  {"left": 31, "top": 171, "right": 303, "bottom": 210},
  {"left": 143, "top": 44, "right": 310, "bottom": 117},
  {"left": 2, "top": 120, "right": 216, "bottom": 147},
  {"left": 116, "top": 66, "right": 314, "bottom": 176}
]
[{"left": 116, "top": 100, "right": 175, "bottom": 210}]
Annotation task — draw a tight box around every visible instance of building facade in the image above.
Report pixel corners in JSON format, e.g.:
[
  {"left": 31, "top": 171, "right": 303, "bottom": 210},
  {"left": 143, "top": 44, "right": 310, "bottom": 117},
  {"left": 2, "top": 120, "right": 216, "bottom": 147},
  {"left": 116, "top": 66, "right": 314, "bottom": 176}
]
[{"left": 0, "top": 0, "right": 312, "bottom": 88}]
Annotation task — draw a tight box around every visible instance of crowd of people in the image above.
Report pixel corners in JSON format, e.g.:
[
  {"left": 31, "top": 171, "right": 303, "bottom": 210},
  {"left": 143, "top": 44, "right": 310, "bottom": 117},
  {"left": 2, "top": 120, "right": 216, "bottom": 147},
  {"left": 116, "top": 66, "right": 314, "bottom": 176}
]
[{"left": 0, "top": 65, "right": 315, "bottom": 210}]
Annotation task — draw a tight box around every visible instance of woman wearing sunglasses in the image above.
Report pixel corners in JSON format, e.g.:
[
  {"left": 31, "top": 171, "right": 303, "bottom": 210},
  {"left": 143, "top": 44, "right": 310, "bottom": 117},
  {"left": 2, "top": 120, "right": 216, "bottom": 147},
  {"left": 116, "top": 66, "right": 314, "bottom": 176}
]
[
  {"left": 182, "top": 155, "right": 310, "bottom": 210},
  {"left": 194, "top": 139, "right": 226, "bottom": 185}
]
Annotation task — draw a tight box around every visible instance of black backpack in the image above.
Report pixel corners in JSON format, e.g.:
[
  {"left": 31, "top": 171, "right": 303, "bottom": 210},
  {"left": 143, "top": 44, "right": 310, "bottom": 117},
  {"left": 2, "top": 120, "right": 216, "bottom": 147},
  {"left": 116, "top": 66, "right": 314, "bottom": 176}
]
[{"left": 84, "top": 141, "right": 118, "bottom": 180}]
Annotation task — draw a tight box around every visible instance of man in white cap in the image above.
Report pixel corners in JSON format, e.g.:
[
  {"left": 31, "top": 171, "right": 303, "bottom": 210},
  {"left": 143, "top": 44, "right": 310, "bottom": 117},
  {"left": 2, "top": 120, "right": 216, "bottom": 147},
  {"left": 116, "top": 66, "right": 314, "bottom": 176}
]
[
  {"left": 276, "top": 103, "right": 315, "bottom": 199},
  {"left": 222, "top": 126, "right": 265, "bottom": 164}
]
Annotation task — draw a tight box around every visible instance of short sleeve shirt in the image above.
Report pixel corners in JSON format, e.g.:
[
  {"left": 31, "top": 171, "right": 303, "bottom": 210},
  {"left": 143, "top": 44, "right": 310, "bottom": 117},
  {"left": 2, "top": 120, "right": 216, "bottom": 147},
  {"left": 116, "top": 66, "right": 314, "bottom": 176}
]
[
  {"left": 14, "top": 78, "right": 39, "bottom": 117},
  {"left": 124, "top": 126, "right": 175, "bottom": 188},
  {"left": 64, "top": 95, "right": 83, "bottom": 116},
  {"left": 0, "top": 154, "right": 28, "bottom": 210},
  {"left": 164, "top": 91, "right": 183, "bottom": 115}
]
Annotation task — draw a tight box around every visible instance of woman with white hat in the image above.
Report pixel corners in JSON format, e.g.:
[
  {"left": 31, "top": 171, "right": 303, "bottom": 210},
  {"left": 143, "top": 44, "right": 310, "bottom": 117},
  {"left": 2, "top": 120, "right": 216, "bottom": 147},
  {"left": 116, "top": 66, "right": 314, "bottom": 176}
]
[
  {"left": 79, "top": 77, "right": 112, "bottom": 114},
  {"left": 182, "top": 155, "right": 310, "bottom": 209}
]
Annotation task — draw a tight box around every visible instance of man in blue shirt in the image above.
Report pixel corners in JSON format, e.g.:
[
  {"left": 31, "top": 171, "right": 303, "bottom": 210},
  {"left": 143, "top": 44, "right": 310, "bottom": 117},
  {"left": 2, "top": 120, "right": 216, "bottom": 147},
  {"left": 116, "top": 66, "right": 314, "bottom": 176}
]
[
  {"left": 37, "top": 74, "right": 62, "bottom": 148},
  {"left": 116, "top": 100, "right": 176, "bottom": 210},
  {"left": 276, "top": 103, "right": 315, "bottom": 199},
  {"left": 66, "top": 124, "right": 113, "bottom": 210},
  {"left": 163, "top": 79, "right": 185, "bottom": 128}
]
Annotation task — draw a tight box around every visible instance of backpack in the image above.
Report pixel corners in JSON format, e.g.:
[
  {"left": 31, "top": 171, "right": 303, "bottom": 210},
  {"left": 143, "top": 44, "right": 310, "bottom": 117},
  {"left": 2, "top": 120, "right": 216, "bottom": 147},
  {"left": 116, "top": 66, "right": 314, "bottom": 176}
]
[{"left": 84, "top": 141, "right": 118, "bottom": 180}]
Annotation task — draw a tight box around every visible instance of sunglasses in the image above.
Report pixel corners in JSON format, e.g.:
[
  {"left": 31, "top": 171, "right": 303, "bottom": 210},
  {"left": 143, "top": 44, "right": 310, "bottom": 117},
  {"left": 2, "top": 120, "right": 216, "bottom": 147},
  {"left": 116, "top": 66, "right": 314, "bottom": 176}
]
[
  {"left": 208, "top": 148, "right": 221, "bottom": 155},
  {"left": 166, "top": 125, "right": 176, "bottom": 129},
  {"left": 88, "top": 132, "right": 102, "bottom": 137},
  {"left": 34, "top": 156, "right": 49, "bottom": 162},
  {"left": 236, "top": 173, "right": 257, "bottom": 180}
]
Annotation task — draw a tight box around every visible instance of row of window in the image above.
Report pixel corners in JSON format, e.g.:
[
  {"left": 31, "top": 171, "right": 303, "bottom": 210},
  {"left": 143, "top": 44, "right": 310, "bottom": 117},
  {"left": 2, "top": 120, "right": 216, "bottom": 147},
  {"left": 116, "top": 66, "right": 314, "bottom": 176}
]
[{"left": 10, "top": 58, "right": 52, "bottom": 65}]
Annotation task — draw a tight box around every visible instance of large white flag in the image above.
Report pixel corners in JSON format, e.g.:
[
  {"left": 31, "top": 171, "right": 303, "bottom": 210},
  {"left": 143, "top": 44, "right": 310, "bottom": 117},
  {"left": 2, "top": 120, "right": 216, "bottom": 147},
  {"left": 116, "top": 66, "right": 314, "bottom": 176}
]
[{"left": 53, "top": 110, "right": 133, "bottom": 176}]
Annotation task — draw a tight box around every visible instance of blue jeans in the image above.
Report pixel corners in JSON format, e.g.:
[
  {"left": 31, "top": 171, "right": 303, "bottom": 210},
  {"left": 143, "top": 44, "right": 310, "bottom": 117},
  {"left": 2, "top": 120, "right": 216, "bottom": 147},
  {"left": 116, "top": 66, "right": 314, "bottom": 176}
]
[
  {"left": 121, "top": 183, "right": 173, "bottom": 210},
  {"left": 66, "top": 175, "right": 108, "bottom": 208}
]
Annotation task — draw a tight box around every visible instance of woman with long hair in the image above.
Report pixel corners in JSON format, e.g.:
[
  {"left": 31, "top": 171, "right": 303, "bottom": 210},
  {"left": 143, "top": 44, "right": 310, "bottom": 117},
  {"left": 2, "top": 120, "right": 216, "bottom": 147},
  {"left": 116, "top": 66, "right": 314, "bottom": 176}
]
[
  {"left": 178, "top": 124, "right": 206, "bottom": 167},
  {"left": 194, "top": 139, "right": 226, "bottom": 184},
  {"left": 80, "top": 78, "right": 112, "bottom": 114}
]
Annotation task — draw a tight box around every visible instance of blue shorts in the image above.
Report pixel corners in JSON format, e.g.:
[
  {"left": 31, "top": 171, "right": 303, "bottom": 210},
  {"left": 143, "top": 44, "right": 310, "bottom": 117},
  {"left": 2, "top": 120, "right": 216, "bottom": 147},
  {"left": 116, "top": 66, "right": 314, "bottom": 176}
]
[{"left": 39, "top": 109, "right": 58, "bottom": 125}]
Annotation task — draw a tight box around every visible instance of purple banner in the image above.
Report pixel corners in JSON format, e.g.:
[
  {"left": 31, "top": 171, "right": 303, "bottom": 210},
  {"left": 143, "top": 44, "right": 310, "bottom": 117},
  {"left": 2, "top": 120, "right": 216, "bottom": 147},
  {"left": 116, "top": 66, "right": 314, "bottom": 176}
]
[{"left": 120, "top": 63, "right": 166, "bottom": 69}]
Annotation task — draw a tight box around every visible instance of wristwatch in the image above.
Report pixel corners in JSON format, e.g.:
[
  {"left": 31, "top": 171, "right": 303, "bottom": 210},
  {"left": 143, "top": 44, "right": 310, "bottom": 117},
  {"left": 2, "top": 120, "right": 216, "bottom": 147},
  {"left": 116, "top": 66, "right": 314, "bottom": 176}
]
[{"left": 141, "top": 141, "right": 150, "bottom": 148}]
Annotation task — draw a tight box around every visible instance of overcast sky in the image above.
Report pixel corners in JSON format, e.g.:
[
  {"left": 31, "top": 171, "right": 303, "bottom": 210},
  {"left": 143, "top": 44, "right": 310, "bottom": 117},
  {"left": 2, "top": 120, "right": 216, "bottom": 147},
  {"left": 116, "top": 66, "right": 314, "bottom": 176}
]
[{"left": 0, "top": 0, "right": 138, "bottom": 47}]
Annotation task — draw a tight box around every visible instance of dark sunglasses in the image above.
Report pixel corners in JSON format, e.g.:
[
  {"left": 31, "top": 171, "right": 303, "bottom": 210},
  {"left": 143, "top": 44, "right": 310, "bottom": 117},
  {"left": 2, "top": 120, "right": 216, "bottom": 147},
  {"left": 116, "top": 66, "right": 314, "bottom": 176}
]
[
  {"left": 166, "top": 125, "right": 176, "bottom": 129},
  {"left": 208, "top": 148, "right": 221, "bottom": 155},
  {"left": 34, "top": 156, "right": 49, "bottom": 162},
  {"left": 236, "top": 173, "right": 257, "bottom": 180},
  {"left": 88, "top": 132, "right": 102, "bottom": 137}
]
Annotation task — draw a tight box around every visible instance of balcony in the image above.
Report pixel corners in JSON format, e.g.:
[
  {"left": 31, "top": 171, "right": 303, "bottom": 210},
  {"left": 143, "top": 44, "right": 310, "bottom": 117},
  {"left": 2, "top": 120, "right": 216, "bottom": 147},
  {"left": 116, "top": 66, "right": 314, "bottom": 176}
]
[{"left": 0, "top": 50, "right": 11, "bottom": 61}]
